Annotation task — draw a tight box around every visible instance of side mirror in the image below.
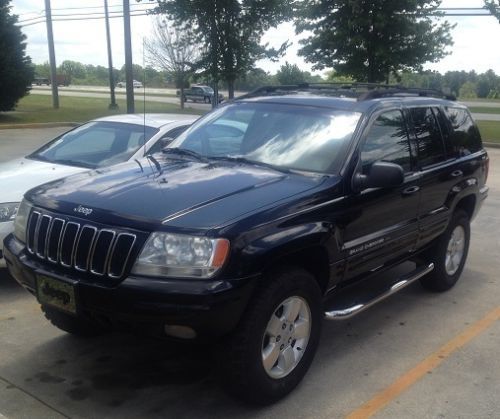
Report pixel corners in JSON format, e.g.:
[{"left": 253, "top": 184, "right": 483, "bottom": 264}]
[{"left": 352, "top": 161, "right": 404, "bottom": 192}]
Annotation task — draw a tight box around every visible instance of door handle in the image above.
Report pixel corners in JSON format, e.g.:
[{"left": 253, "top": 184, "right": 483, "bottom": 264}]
[
  {"left": 402, "top": 186, "right": 420, "bottom": 195},
  {"left": 451, "top": 170, "right": 463, "bottom": 178}
]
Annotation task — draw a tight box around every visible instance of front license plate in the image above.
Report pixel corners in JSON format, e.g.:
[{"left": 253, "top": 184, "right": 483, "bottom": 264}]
[{"left": 37, "top": 275, "right": 77, "bottom": 315}]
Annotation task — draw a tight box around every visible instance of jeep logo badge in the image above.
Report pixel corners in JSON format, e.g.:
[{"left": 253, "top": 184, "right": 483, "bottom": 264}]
[{"left": 73, "top": 205, "right": 93, "bottom": 216}]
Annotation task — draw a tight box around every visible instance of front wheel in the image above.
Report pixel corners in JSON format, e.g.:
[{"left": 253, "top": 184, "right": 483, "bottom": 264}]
[
  {"left": 204, "top": 96, "right": 211, "bottom": 104},
  {"left": 218, "top": 268, "right": 322, "bottom": 405},
  {"left": 420, "top": 209, "right": 471, "bottom": 292}
]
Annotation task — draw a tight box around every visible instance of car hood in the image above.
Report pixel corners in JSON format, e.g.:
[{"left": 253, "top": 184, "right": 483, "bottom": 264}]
[
  {"left": 27, "top": 156, "right": 330, "bottom": 230},
  {"left": 0, "top": 158, "right": 87, "bottom": 203}
]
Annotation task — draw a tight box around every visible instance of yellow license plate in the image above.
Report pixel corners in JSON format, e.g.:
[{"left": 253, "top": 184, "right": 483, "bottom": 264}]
[{"left": 37, "top": 275, "right": 77, "bottom": 315}]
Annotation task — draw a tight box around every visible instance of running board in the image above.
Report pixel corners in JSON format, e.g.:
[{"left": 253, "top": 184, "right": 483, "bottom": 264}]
[{"left": 324, "top": 263, "right": 434, "bottom": 321}]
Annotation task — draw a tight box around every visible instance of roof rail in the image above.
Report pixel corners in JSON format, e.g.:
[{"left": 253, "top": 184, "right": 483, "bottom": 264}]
[{"left": 237, "top": 83, "right": 456, "bottom": 102}]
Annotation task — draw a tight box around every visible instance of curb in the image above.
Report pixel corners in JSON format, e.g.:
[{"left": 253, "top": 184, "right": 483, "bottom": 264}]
[
  {"left": 484, "top": 141, "right": 500, "bottom": 149},
  {"left": 0, "top": 122, "right": 79, "bottom": 130}
]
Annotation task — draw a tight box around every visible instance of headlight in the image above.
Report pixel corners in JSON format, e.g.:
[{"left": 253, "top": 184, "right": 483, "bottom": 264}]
[
  {"left": 131, "top": 232, "right": 230, "bottom": 278},
  {"left": 13, "top": 199, "right": 33, "bottom": 244},
  {"left": 0, "top": 202, "right": 20, "bottom": 223}
]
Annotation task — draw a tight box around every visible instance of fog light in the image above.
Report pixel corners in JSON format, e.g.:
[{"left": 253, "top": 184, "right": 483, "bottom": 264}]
[{"left": 164, "top": 324, "right": 197, "bottom": 339}]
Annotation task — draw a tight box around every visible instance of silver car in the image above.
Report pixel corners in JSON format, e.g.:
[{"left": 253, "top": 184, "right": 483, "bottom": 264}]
[{"left": 0, "top": 113, "right": 197, "bottom": 267}]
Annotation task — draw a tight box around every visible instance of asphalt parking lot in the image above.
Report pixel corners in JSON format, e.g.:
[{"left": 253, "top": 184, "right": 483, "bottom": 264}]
[{"left": 0, "top": 128, "right": 499, "bottom": 418}]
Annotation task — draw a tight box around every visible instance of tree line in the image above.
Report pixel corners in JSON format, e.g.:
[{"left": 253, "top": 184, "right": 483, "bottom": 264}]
[{"left": 33, "top": 59, "right": 500, "bottom": 99}]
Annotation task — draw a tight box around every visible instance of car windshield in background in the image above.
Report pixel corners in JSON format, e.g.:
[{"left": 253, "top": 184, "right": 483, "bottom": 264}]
[
  {"left": 29, "top": 122, "right": 159, "bottom": 168},
  {"left": 171, "top": 102, "right": 361, "bottom": 173},
  {"left": 203, "top": 87, "right": 214, "bottom": 94}
]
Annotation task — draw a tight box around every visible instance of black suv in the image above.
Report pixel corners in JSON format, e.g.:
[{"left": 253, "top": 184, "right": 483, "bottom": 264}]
[{"left": 4, "top": 84, "right": 489, "bottom": 404}]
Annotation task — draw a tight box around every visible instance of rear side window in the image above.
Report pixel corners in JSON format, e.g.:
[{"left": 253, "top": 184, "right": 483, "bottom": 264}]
[
  {"left": 410, "top": 107, "right": 446, "bottom": 167},
  {"left": 445, "top": 107, "right": 482, "bottom": 156}
]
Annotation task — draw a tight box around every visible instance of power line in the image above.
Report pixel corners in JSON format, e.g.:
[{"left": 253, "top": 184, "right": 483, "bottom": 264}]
[{"left": 19, "top": 12, "right": 150, "bottom": 27}]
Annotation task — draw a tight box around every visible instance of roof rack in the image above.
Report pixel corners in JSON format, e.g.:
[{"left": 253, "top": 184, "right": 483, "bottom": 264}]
[{"left": 237, "top": 83, "right": 456, "bottom": 102}]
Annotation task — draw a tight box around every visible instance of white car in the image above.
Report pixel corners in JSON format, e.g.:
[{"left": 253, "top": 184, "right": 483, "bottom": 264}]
[
  {"left": 116, "top": 80, "right": 143, "bottom": 89},
  {"left": 0, "top": 113, "right": 196, "bottom": 267}
]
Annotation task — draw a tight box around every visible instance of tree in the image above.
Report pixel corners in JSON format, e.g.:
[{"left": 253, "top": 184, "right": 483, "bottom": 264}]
[
  {"left": 145, "top": 18, "right": 199, "bottom": 109},
  {"left": 459, "top": 82, "right": 478, "bottom": 99},
  {"left": 59, "top": 60, "right": 86, "bottom": 80},
  {"left": 0, "top": 0, "right": 34, "bottom": 111},
  {"left": 484, "top": 1, "right": 500, "bottom": 21},
  {"left": 276, "top": 62, "right": 307, "bottom": 85},
  {"left": 148, "top": 0, "right": 292, "bottom": 102},
  {"left": 296, "top": 0, "right": 454, "bottom": 83}
]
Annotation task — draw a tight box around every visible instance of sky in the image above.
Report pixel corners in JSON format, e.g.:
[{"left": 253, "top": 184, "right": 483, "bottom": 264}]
[{"left": 10, "top": 0, "right": 500, "bottom": 77}]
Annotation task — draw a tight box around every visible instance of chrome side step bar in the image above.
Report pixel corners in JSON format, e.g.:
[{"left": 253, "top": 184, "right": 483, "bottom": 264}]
[{"left": 324, "top": 263, "right": 434, "bottom": 321}]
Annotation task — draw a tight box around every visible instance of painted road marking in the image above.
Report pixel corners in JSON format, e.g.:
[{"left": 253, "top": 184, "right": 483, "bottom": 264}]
[{"left": 344, "top": 306, "right": 500, "bottom": 419}]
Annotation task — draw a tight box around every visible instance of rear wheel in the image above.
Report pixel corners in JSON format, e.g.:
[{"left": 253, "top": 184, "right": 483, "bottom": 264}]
[
  {"left": 41, "top": 305, "right": 108, "bottom": 337},
  {"left": 420, "top": 209, "right": 470, "bottom": 292},
  {"left": 218, "top": 267, "right": 322, "bottom": 405}
]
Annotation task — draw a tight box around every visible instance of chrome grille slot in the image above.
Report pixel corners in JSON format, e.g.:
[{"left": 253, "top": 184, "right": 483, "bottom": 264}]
[
  {"left": 36, "top": 215, "right": 52, "bottom": 258},
  {"left": 90, "top": 230, "right": 115, "bottom": 275},
  {"left": 60, "top": 222, "right": 80, "bottom": 267},
  {"left": 108, "top": 233, "right": 136, "bottom": 278},
  {"left": 26, "top": 208, "right": 138, "bottom": 279},
  {"left": 47, "top": 218, "right": 65, "bottom": 263},
  {"left": 74, "top": 226, "right": 97, "bottom": 271},
  {"left": 27, "top": 211, "right": 40, "bottom": 254}
]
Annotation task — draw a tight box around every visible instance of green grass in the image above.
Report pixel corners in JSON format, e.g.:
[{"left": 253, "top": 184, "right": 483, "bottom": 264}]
[
  {"left": 0, "top": 94, "right": 205, "bottom": 125},
  {"left": 468, "top": 106, "right": 500, "bottom": 114},
  {"left": 477, "top": 121, "right": 500, "bottom": 143},
  {"left": 460, "top": 97, "right": 500, "bottom": 102}
]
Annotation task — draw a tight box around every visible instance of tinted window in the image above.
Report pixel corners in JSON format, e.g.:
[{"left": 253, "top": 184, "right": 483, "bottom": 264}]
[
  {"left": 445, "top": 107, "right": 482, "bottom": 156},
  {"left": 361, "top": 110, "right": 411, "bottom": 174},
  {"left": 147, "top": 125, "right": 189, "bottom": 155},
  {"left": 173, "top": 103, "right": 361, "bottom": 173},
  {"left": 411, "top": 107, "right": 445, "bottom": 167}
]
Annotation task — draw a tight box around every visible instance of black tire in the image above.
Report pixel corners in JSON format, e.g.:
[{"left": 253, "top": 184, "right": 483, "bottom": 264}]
[
  {"left": 182, "top": 95, "right": 187, "bottom": 102},
  {"left": 204, "top": 96, "right": 211, "bottom": 104},
  {"left": 41, "top": 305, "right": 108, "bottom": 337},
  {"left": 217, "top": 267, "right": 322, "bottom": 405},
  {"left": 420, "top": 209, "right": 470, "bottom": 292}
]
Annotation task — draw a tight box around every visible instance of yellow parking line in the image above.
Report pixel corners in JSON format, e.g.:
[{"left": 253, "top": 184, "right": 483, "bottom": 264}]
[{"left": 345, "top": 306, "right": 500, "bottom": 419}]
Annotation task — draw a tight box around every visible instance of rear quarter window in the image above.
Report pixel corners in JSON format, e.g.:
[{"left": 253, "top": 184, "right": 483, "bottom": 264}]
[{"left": 444, "top": 107, "right": 482, "bottom": 157}]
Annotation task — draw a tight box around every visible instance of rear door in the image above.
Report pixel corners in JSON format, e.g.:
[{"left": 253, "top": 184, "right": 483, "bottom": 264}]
[
  {"left": 409, "top": 106, "right": 462, "bottom": 247},
  {"left": 342, "top": 108, "right": 421, "bottom": 279}
]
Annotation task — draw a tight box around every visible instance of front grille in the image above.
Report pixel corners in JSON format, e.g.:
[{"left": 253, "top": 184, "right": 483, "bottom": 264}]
[{"left": 26, "top": 210, "right": 137, "bottom": 279}]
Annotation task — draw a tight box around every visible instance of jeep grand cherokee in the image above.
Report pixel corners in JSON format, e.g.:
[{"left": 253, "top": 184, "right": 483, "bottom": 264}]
[{"left": 4, "top": 84, "right": 489, "bottom": 404}]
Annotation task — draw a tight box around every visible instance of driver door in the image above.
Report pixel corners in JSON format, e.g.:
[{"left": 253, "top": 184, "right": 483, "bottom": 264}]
[{"left": 341, "top": 109, "right": 421, "bottom": 280}]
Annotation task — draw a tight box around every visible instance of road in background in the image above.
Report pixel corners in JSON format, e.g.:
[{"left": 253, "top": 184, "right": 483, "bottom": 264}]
[
  {"left": 0, "top": 127, "right": 499, "bottom": 418},
  {"left": 28, "top": 86, "right": 500, "bottom": 121}
]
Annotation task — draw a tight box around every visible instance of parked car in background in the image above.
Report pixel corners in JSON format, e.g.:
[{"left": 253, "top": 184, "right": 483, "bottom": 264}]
[
  {"left": 0, "top": 113, "right": 196, "bottom": 268},
  {"left": 116, "top": 80, "right": 143, "bottom": 89},
  {"left": 182, "top": 85, "right": 224, "bottom": 104},
  {"left": 33, "top": 77, "right": 50, "bottom": 86}
]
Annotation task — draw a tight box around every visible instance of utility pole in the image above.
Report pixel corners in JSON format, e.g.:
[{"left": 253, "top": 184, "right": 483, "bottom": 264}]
[
  {"left": 104, "top": 0, "right": 118, "bottom": 109},
  {"left": 123, "top": 0, "right": 134, "bottom": 113},
  {"left": 44, "top": 0, "right": 59, "bottom": 109}
]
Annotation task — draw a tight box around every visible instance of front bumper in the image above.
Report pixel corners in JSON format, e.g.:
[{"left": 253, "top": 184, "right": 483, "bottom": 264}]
[{"left": 4, "top": 234, "right": 256, "bottom": 339}]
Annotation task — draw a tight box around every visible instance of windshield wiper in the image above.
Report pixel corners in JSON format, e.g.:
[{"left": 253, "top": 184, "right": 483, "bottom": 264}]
[
  {"left": 208, "top": 155, "right": 291, "bottom": 174},
  {"left": 162, "top": 147, "right": 208, "bottom": 162}
]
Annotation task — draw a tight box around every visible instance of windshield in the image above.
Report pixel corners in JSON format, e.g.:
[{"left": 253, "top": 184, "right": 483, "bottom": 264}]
[
  {"left": 29, "top": 121, "right": 159, "bottom": 169},
  {"left": 202, "top": 87, "right": 214, "bottom": 94},
  {"left": 171, "top": 102, "right": 361, "bottom": 173}
]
